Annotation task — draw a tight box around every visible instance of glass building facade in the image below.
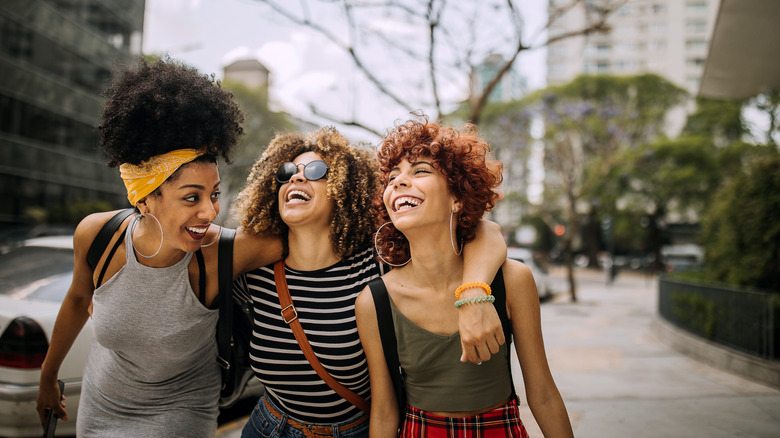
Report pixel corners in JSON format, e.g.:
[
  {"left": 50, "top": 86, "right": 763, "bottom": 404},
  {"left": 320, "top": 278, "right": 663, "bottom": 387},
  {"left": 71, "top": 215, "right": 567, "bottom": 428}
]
[{"left": 0, "top": 0, "right": 144, "bottom": 228}]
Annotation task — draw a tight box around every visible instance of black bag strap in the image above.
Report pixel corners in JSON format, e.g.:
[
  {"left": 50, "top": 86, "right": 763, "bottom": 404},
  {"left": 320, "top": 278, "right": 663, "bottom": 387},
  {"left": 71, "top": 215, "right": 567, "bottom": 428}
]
[
  {"left": 96, "top": 230, "right": 126, "bottom": 288},
  {"left": 87, "top": 208, "right": 135, "bottom": 270},
  {"left": 216, "top": 228, "right": 236, "bottom": 377},
  {"left": 195, "top": 249, "right": 206, "bottom": 306},
  {"left": 368, "top": 267, "right": 514, "bottom": 413},
  {"left": 367, "top": 277, "right": 406, "bottom": 415}
]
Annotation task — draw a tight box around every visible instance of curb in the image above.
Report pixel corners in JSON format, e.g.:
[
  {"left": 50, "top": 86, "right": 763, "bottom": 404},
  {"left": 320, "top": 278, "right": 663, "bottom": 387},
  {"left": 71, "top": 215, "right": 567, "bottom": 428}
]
[{"left": 651, "top": 315, "right": 780, "bottom": 390}]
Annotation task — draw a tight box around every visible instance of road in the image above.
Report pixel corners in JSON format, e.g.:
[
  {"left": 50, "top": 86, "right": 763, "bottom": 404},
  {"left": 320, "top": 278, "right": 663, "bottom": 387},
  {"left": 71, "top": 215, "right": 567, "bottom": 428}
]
[{"left": 218, "top": 268, "right": 780, "bottom": 437}]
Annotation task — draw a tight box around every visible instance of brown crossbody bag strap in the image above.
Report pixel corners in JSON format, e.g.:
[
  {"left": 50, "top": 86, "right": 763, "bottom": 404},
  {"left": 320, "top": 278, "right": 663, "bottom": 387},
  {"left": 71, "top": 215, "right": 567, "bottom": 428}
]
[{"left": 273, "top": 261, "right": 370, "bottom": 413}]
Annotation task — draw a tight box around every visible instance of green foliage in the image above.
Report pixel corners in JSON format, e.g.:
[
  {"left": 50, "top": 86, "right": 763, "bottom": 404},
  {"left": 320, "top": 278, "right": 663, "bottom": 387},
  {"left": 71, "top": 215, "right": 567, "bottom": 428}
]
[
  {"left": 47, "top": 199, "right": 114, "bottom": 226},
  {"left": 701, "top": 152, "right": 780, "bottom": 291},
  {"left": 683, "top": 97, "right": 746, "bottom": 143},
  {"left": 221, "top": 80, "right": 295, "bottom": 206},
  {"left": 671, "top": 291, "right": 718, "bottom": 338}
]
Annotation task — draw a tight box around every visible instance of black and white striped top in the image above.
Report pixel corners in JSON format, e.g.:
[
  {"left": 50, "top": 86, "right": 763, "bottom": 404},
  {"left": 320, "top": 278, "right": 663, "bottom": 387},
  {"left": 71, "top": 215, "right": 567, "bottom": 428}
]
[{"left": 235, "top": 247, "right": 381, "bottom": 423}]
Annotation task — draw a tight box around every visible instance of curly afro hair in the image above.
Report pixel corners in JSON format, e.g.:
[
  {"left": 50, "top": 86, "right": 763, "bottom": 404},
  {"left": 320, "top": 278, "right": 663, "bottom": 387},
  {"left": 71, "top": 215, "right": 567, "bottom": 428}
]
[
  {"left": 233, "top": 127, "right": 382, "bottom": 259},
  {"left": 98, "top": 57, "right": 244, "bottom": 167},
  {"left": 374, "top": 116, "right": 503, "bottom": 265}
]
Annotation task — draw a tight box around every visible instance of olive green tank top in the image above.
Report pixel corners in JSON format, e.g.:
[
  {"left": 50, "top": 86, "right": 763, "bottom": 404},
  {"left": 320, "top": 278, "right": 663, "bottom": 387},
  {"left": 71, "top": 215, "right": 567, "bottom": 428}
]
[{"left": 389, "top": 297, "right": 512, "bottom": 412}]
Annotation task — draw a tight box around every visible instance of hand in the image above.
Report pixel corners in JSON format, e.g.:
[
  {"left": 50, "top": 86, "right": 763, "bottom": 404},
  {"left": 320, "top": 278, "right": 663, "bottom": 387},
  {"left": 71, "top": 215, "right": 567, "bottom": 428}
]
[
  {"left": 36, "top": 379, "right": 68, "bottom": 426},
  {"left": 457, "top": 288, "right": 505, "bottom": 364}
]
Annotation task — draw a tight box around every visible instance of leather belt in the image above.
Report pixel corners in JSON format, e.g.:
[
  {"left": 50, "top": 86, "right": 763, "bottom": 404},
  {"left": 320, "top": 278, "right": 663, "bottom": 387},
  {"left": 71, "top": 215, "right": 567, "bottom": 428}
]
[{"left": 264, "top": 397, "right": 368, "bottom": 438}]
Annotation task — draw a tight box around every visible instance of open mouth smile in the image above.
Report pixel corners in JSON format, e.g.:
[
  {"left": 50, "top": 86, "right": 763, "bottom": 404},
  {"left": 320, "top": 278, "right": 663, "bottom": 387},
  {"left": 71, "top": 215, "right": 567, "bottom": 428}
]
[
  {"left": 286, "top": 189, "right": 312, "bottom": 204},
  {"left": 393, "top": 196, "right": 422, "bottom": 212}
]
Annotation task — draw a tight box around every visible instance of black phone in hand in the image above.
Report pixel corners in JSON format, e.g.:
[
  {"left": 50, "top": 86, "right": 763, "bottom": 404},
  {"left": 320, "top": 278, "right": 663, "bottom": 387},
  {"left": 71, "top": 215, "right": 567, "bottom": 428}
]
[{"left": 43, "top": 380, "right": 64, "bottom": 438}]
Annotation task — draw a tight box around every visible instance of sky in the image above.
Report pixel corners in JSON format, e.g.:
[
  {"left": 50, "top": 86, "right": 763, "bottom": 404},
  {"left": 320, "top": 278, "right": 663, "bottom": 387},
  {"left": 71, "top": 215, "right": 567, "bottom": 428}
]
[{"left": 142, "top": 0, "right": 549, "bottom": 142}]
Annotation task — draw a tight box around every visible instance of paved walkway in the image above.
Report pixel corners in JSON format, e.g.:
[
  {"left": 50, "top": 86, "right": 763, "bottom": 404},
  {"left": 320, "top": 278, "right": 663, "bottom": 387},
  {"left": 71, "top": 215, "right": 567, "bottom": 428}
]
[
  {"left": 514, "top": 268, "right": 780, "bottom": 438},
  {"left": 218, "top": 268, "right": 780, "bottom": 437}
]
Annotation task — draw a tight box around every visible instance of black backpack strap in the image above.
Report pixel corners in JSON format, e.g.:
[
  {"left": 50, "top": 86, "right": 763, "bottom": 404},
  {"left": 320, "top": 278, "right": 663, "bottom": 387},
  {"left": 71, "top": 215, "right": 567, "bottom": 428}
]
[
  {"left": 216, "top": 228, "right": 236, "bottom": 377},
  {"left": 95, "top": 228, "right": 127, "bottom": 288},
  {"left": 489, "top": 267, "right": 516, "bottom": 397},
  {"left": 87, "top": 208, "right": 135, "bottom": 270},
  {"left": 195, "top": 249, "right": 206, "bottom": 306},
  {"left": 368, "top": 278, "right": 406, "bottom": 416}
]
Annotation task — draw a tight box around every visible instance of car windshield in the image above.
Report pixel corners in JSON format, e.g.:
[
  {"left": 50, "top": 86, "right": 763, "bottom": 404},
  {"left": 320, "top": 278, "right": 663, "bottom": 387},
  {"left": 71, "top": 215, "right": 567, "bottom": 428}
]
[{"left": 0, "top": 245, "right": 74, "bottom": 303}]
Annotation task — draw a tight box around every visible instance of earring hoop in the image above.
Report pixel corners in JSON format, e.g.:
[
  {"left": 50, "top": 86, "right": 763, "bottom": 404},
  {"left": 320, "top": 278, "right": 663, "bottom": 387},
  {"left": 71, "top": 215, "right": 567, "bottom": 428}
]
[
  {"left": 199, "top": 216, "right": 223, "bottom": 248},
  {"left": 132, "top": 213, "right": 163, "bottom": 258},
  {"left": 450, "top": 211, "right": 463, "bottom": 256},
  {"left": 374, "top": 222, "right": 411, "bottom": 267}
]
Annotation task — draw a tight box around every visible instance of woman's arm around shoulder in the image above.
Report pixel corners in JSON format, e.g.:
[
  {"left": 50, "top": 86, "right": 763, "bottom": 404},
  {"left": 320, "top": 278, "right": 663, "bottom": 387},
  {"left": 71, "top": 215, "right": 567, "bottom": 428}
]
[
  {"left": 232, "top": 226, "right": 283, "bottom": 278},
  {"left": 503, "top": 259, "right": 574, "bottom": 438},
  {"left": 354, "top": 286, "right": 400, "bottom": 437},
  {"left": 458, "top": 219, "right": 508, "bottom": 363},
  {"left": 36, "top": 211, "right": 120, "bottom": 424}
]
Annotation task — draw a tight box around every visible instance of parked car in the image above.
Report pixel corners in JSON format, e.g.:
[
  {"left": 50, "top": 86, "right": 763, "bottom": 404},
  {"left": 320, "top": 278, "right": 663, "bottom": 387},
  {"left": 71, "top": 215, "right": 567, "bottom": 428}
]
[
  {"left": 0, "top": 236, "right": 84, "bottom": 437},
  {"left": 0, "top": 235, "right": 262, "bottom": 437},
  {"left": 507, "top": 247, "right": 551, "bottom": 300}
]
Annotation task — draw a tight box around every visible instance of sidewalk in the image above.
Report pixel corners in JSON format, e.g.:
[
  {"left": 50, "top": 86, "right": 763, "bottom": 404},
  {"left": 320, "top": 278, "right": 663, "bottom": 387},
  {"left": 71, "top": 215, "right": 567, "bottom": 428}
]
[
  {"left": 219, "top": 268, "right": 780, "bottom": 437},
  {"left": 514, "top": 268, "right": 780, "bottom": 438}
]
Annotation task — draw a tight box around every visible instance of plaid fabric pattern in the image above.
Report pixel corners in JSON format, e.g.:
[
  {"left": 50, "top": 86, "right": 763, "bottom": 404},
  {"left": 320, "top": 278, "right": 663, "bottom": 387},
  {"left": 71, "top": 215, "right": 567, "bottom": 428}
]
[{"left": 400, "top": 397, "right": 530, "bottom": 438}]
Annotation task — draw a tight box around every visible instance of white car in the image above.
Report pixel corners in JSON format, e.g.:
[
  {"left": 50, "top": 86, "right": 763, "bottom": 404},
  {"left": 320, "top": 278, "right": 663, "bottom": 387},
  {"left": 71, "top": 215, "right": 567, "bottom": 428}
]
[
  {"left": 0, "top": 235, "right": 87, "bottom": 437},
  {"left": 507, "top": 247, "right": 551, "bottom": 300},
  {"left": 0, "top": 235, "right": 263, "bottom": 437}
]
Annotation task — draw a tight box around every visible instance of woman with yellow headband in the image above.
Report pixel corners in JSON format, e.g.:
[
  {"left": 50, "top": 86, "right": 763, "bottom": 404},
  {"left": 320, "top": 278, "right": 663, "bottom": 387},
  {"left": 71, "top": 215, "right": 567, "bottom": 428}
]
[{"left": 35, "top": 58, "right": 283, "bottom": 437}]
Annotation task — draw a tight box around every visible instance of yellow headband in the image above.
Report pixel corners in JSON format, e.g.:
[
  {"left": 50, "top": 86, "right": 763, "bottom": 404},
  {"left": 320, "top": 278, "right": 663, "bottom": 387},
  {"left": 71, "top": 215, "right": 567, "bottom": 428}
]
[{"left": 119, "top": 149, "right": 204, "bottom": 206}]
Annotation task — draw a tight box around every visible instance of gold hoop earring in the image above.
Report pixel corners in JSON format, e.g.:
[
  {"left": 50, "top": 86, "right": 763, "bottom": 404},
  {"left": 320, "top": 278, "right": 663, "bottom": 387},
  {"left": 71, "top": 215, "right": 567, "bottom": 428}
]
[
  {"left": 132, "top": 213, "right": 163, "bottom": 258},
  {"left": 450, "top": 211, "right": 463, "bottom": 256},
  {"left": 374, "top": 222, "right": 410, "bottom": 267},
  {"left": 199, "top": 216, "right": 223, "bottom": 248}
]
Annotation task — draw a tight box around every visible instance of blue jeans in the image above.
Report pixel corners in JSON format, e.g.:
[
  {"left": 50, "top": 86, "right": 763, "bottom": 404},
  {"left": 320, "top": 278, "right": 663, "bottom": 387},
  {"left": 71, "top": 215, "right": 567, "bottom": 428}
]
[{"left": 241, "top": 396, "right": 369, "bottom": 438}]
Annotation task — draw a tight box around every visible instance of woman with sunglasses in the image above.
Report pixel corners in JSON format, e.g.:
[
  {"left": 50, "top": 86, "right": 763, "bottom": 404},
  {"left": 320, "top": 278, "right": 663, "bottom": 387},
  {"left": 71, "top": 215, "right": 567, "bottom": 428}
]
[
  {"left": 355, "top": 118, "right": 573, "bottom": 437},
  {"left": 232, "top": 127, "right": 507, "bottom": 438}
]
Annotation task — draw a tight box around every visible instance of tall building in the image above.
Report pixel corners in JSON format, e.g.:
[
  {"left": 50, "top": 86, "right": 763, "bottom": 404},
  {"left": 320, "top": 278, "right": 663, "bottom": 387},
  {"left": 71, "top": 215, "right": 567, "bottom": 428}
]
[
  {"left": 546, "top": 0, "right": 721, "bottom": 94},
  {"left": 0, "top": 0, "right": 144, "bottom": 229}
]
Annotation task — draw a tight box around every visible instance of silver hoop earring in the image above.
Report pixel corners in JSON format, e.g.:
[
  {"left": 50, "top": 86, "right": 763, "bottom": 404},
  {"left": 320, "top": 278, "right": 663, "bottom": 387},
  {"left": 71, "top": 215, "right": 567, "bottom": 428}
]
[
  {"left": 374, "top": 222, "right": 411, "bottom": 267},
  {"left": 133, "top": 213, "right": 164, "bottom": 258},
  {"left": 450, "top": 211, "right": 463, "bottom": 256},
  {"left": 199, "top": 217, "right": 223, "bottom": 248}
]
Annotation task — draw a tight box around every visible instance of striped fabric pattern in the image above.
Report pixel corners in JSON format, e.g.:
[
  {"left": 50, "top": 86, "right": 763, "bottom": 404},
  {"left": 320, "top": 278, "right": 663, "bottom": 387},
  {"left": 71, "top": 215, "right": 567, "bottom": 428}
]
[
  {"left": 400, "top": 397, "right": 530, "bottom": 438},
  {"left": 236, "top": 247, "right": 381, "bottom": 423}
]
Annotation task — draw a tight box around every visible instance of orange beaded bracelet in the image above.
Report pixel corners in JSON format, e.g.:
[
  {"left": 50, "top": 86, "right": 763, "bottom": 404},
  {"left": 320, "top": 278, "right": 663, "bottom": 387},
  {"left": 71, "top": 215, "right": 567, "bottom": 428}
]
[{"left": 455, "top": 281, "right": 492, "bottom": 301}]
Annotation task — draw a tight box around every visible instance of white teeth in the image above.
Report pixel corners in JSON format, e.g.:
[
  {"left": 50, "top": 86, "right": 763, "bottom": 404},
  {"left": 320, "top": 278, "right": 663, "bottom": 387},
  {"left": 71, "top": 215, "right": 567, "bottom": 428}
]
[
  {"left": 186, "top": 226, "right": 208, "bottom": 234},
  {"left": 394, "top": 197, "right": 421, "bottom": 211},
  {"left": 287, "top": 190, "right": 311, "bottom": 202}
]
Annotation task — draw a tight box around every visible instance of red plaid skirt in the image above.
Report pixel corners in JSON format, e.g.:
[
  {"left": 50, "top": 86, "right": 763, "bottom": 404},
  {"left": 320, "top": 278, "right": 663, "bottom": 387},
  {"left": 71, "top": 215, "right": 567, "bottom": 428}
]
[{"left": 400, "top": 397, "right": 530, "bottom": 438}]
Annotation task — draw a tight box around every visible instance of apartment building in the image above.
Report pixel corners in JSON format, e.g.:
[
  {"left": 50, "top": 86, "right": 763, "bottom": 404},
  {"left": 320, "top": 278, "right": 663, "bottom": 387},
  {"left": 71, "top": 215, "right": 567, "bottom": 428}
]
[
  {"left": 0, "top": 0, "right": 144, "bottom": 228},
  {"left": 547, "top": 0, "right": 720, "bottom": 94}
]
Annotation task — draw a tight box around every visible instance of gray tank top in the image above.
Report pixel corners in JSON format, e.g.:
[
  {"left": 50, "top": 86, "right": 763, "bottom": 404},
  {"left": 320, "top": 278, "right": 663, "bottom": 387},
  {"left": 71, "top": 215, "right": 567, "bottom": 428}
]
[
  {"left": 390, "top": 296, "right": 512, "bottom": 412},
  {"left": 77, "top": 215, "right": 220, "bottom": 437}
]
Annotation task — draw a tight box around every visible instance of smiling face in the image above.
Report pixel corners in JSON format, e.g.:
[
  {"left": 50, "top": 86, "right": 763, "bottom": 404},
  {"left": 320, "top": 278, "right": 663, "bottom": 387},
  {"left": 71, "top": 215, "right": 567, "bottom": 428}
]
[
  {"left": 277, "top": 151, "right": 335, "bottom": 231},
  {"left": 383, "top": 156, "right": 458, "bottom": 234},
  {"left": 139, "top": 160, "right": 221, "bottom": 255}
]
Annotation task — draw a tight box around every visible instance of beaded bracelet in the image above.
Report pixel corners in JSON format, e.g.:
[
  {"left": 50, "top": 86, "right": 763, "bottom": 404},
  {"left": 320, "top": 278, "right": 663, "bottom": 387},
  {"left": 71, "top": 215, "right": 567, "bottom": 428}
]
[
  {"left": 454, "top": 281, "right": 492, "bottom": 300},
  {"left": 454, "top": 295, "right": 496, "bottom": 308}
]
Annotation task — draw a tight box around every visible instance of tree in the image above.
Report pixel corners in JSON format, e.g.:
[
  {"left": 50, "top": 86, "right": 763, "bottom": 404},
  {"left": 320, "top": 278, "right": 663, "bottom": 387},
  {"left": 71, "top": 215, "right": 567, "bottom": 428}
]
[
  {"left": 220, "top": 80, "right": 295, "bottom": 222},
  {"left": 248, "top": 0, "right": 624, "bottom": 136},
  {"left": 532, "top": 74, "right": 687, "bottom": 301},
  {"left": 701, "top": 152, "right": 780, "bottom": 291}
]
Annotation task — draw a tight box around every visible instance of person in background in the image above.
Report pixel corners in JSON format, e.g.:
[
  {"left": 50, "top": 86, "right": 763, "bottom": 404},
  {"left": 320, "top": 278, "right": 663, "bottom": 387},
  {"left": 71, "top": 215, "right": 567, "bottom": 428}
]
[
  {"left": 35, "top": 58, "right": 283, "bottom": 437},
  {"left": 232, "top": 127, "right": 507, "bottom": 438},
  {"left": 356, "top": 117, "right": 573, "bottom": 437}
]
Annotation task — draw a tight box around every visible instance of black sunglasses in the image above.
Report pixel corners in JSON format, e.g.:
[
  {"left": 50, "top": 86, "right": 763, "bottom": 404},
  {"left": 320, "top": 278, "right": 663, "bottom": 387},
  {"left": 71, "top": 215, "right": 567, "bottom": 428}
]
[{"left": 275, "top": 160, "right": 329, "bottom": 183}]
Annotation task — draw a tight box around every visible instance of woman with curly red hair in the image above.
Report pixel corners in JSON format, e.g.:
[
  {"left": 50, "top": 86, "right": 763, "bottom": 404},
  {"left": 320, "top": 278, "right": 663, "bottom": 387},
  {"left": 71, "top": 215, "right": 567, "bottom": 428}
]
[{"left": 356, "top": 118, "right": 573, "bottom": 437}]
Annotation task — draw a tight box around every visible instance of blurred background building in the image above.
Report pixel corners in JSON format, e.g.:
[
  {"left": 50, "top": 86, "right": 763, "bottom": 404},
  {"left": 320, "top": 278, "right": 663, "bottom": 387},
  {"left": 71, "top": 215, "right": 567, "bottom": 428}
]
[
  {"left": 0, "top": 0, "right": 144, "bottom": 231},
  {"left": 547, "top": 0, "right": 720, "bottom": 95}
]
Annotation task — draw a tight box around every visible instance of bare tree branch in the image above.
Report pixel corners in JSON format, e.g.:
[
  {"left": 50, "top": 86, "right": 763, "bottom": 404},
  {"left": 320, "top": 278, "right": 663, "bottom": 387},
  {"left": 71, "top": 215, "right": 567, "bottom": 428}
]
[{"left": 308, "top": 103, "right": 384, "bottom": 137}]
